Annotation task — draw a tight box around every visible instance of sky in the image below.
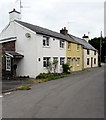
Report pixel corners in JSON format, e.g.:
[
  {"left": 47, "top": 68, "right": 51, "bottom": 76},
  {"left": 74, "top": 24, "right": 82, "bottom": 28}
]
[{"left": 0, "top": 0, "right": 105, "bottom": 39}]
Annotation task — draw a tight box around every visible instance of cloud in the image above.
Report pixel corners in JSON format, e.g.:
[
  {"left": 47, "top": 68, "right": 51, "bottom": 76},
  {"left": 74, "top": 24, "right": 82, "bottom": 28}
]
[{"left": 0, "top": 0, "right": 104, "bottom": 38}]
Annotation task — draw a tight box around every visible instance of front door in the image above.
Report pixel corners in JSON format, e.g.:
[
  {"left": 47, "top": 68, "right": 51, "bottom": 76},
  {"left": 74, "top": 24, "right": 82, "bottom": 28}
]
[
  {"left": 72, "top": 58, "right": 75, "bottom": 71},
  {"left": 91, "top": 57, "right": 93, "bottom": 68}
]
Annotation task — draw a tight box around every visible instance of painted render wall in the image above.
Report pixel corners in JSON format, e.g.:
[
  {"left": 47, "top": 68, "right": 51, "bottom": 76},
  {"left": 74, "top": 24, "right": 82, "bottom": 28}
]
[
  {"left": 66, "top": 42, "right": 83, "bottom": 71},
  {"left": 84, "top": 49, "right": 98, "bottom": 69},
  {"left": 15, "top": 22, "right": 66, "bottom": 77}
]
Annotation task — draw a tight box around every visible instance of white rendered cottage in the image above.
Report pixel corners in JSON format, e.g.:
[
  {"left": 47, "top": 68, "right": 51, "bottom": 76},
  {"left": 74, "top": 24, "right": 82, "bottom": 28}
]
[{"left": 0, "top": 9, "right": 74, "bottom": 78}]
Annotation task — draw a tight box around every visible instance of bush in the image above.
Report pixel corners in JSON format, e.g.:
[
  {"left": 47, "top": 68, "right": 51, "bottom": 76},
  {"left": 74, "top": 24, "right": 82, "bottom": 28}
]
[
  {"left": 36, "top": 73, "right": 54, "bottom": 79},
  {"left": 62, "top": 64, "right": 70, "bottom": 73}
]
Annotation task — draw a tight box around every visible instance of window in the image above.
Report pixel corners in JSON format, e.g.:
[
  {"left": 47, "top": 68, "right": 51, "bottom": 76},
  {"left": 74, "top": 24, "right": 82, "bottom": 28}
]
[
  {"left": 76, "top": 58, "right": 80, "bottom": 66},
  {"left": 43, "top": 36, "right": 50, "bottom": 46},
  {"left": 6, "top": 56, "right": 11, "bottom": 71},
  {"left": 68, "top": 42, "right": 71, "bottom": 50},
  {"left": 60, "top": 58, "right": 65, "bottom": 65},
  {"left": 94, "top": 58, "right": 96, "bottom": 64},
  {"left": 60, "top": 40, "right": 65, "bottom": 48},
  {"left": 87, "top": 58, "right": 90, "bottom": 65},
  {"left": 94, "top": 51, "right": 96, "bottom": 55},
  {"left": 53, "top": 57, "right": 58, "bottom": 62},
  {"left": 43, "top": 57, "right": 50, "bottom": 67},
  {"left": 77, "top": 44, "right": 80, "bottom": 50},
  {"left": 67, "top": 57, "right": 71, "bottom": 65},
  {"left": 87, "top": 50, "right": 90, "bottom": 55}
]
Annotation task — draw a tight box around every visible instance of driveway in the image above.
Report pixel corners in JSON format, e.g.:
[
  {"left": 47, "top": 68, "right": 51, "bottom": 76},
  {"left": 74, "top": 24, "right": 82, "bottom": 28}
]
[{"left": 2, "top": 66, "right": 104, "bottom": 118}]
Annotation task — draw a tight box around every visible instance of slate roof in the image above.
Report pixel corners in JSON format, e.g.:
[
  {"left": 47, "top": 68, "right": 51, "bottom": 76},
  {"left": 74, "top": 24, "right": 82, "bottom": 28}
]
[
  {"left": 5, "top": 51, "right": 24, "bottom": 58},
  {"left": 15, "top": 20, "right": 79, "bottom": 44},
  {"left": 69, "top": 34, "right": 96, "bottom": 51},
  {"left": 15, "top": 20, "right": 96, "bottom": 51}
]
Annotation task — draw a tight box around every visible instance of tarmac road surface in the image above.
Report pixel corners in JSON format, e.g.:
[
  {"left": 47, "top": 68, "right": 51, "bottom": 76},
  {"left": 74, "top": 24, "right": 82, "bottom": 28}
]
[{"left": 2, "top": 67, "right": 104, "bottom": 118}]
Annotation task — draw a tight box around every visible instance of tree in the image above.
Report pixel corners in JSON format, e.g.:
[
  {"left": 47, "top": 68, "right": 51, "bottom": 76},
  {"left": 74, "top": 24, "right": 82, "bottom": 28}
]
[{"left": 89, "top": 37, "right": 106, "bottom": 63}]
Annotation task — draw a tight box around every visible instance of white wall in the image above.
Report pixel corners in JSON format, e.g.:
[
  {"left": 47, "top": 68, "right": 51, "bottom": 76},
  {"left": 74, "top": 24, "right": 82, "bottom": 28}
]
[
  {"left": 84, "top": 49, "right": 98, "bottom": 69},
  {"left": 15, "top": 22, "right": 66, "bottom": 77},
  {"left": 1, "top": 21, "right": 66, "bottom": 78},
  {"left": 0, "top": 22, "right": 16, "bottom": 39}
]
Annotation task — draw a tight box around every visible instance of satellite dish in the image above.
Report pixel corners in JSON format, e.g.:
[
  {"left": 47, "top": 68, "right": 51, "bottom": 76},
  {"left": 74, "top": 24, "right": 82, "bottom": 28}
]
[{"left": 25, "top": 33, "right": 31, "bottom": 38}]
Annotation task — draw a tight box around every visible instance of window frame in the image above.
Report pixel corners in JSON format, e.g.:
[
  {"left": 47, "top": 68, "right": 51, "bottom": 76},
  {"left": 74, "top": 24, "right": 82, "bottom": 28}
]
[
  {"left": 68, "top": 42, "right": 71, "bottom": 50},
  {"left": 87, "top": 50, "right": 90, "bottom": 55},
  {"left": 6, "top": 56, "right": 11, "bottom": 71},
  {"left": 60, "top": 40, "right": 65, "bottom": 48},
  {"left": 77, "top": 44, "right": 80, "bottom": 50},
  {"left": 43, "top": 36, "right": 50, "bottom": 47},
  {"left": 67, "top": 57, "right": 71, "bottom": 65},
  {"left": 43, "top": 57, "right": 50, "bottom": 67},
  {"left": 60, "top": 57, "right": 65, "bottom": 65},
  {"left": 94, "top": 58, "right": 96, "bottom": 64},
  {"left": 76, "top": 58, "right": 80, "bottom": 66}
]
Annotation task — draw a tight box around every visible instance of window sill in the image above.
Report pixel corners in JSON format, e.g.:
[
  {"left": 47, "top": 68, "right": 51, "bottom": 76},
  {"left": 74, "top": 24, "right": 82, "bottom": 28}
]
[{"left": 43, "top": 46, "right": 50, "bottom": 48}]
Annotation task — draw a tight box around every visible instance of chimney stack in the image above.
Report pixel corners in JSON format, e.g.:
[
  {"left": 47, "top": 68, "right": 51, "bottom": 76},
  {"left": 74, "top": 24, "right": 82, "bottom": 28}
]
[
  {"left": 9, "top": 9, "right": 21, "bottom": 22},
  {"left": 82, "top": 34, "right": 89, "bottom": 42},
  {"left": 60, "top": 27, "right": 68, "bottom": 35}
]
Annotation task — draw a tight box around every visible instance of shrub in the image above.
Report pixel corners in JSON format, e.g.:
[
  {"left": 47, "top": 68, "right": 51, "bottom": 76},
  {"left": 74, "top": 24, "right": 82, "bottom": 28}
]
[{"left": 62, "top": 64, "right": 70, "bottom": 73}]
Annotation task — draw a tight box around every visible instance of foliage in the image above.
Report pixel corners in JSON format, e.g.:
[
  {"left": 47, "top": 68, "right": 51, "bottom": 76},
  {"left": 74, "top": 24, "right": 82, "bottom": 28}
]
[
  {"left": 36, "top": 73, "right": 69, "bottom": 83},
  {"left": 89, "top": 37, "right": 106, "bottom": 62},
  {"left": 52, "top": 59, "right": 58, "bottom": 73},
  {"left": 62, "top": 64, "right": 70, "bottom": 73},
  {"left": 18, "top": 85, "right": 31, "bottom": 90},
  {"left": 46, "top": 62, "right": 52, "bottom": 73},
  {"left": 46, "top": 60, "right": 58, "bottom": 73}
]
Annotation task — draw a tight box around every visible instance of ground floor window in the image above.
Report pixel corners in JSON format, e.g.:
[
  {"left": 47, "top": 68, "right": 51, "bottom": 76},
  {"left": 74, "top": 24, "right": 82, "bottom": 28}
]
[
  {"left": 94, "top": 58, "right": 96, "bottom": 64},
  {"left": 87, "top": 58, "right": 90, "bottom": 65},
  {"left": 60, "top": 57, "right": 65, "bottom": 65},
  {"left": 67, "top": 57, "right": 71, "bottom": 65},
  {"left": 6, "top": 56, "right": 11, "bottom": 71},
  {"left": 76, "top": 58, "right": 80, "bottom": 66},
  {"left": 43, "top": 57, "right": 50, "bottom": 67}
]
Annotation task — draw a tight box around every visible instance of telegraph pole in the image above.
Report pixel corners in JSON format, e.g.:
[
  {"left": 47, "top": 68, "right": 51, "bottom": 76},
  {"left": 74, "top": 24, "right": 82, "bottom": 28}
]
[{"left": 99, "top": 31, "right": 102, "bottom": 67}]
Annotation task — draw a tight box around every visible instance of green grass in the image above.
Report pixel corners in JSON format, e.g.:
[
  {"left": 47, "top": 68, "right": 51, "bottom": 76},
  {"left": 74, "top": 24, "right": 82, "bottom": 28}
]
[
  {"left": 18, "top": 85, "right": 31, "bottom": 90},
  {"left": 36, "top": 74, "right": 69, "bottom": 84}
]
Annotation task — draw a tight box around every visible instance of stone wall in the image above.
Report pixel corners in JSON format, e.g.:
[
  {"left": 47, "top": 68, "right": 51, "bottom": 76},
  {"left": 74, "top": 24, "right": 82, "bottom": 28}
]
[{"left": 2, "top": 41, "right": 15, "bottom": 79}]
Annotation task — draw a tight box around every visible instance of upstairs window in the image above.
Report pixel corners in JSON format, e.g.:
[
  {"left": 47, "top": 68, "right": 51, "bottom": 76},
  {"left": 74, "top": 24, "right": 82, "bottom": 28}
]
[
  {"left": 68, "top": 42, "right": 71, "bottom": 50},
  {"left": 6, "top": 56, "right": 11, "bottom": 71},
  {"left": 77, "top": 44, "right": 80, "bottom": 50},
  {"left": 43, "top": 57, "right": 50, "bottom": 67},
  {"left": 43, "top": 36, "right": 50, "bottom": 47},
  {"left": 94, "top": 51, "right": 96, "bottom": 55},
  {"left": 60, "top": 57, "right": 65, "bottom": 65},
  {"left": 60, "top": 40, "right": 65, "bottom": 48},
  {"left": 87, "top": 50, "right": 90, "bottom": 55}
]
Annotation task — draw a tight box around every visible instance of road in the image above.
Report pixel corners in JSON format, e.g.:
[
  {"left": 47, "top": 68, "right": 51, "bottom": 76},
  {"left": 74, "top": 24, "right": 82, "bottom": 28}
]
[{"left": 2, "top": 67, "right": 104, "bottom": 118}]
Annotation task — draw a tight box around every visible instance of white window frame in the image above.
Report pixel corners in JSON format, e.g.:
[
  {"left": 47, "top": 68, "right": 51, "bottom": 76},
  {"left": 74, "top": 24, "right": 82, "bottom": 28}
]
[
  {"left": 76, "top": 58, "right": 80, "bottom": 66},
  {"left": 60, "top": 40, "right": 65, "bottom": 48},
  {"left": 67, "top": 57, "right": 71, "bottom": 65},
  {"left": 60, "top": 57, "right": 65, "bottom": 65},
  {"left": 68, "top": 42, "right": 71, "bottom": 50},
  {"left": 43, "top": 36, "right": 50, "bottom": 47},
  {"left": 43, "top": 57, "right": 50, "bottom": 67},
  {"left": 6, "top": 56, "right": 11, "bottom": 71},
  {"left": 77, "top": 44, "right": 80, "bottom": 50}
]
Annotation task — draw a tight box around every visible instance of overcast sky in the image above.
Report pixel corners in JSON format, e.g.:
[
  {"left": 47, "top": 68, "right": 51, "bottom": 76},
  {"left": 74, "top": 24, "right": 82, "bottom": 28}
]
[{"left": 0, "top": 0, "right": 105, "bottom": 39}]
